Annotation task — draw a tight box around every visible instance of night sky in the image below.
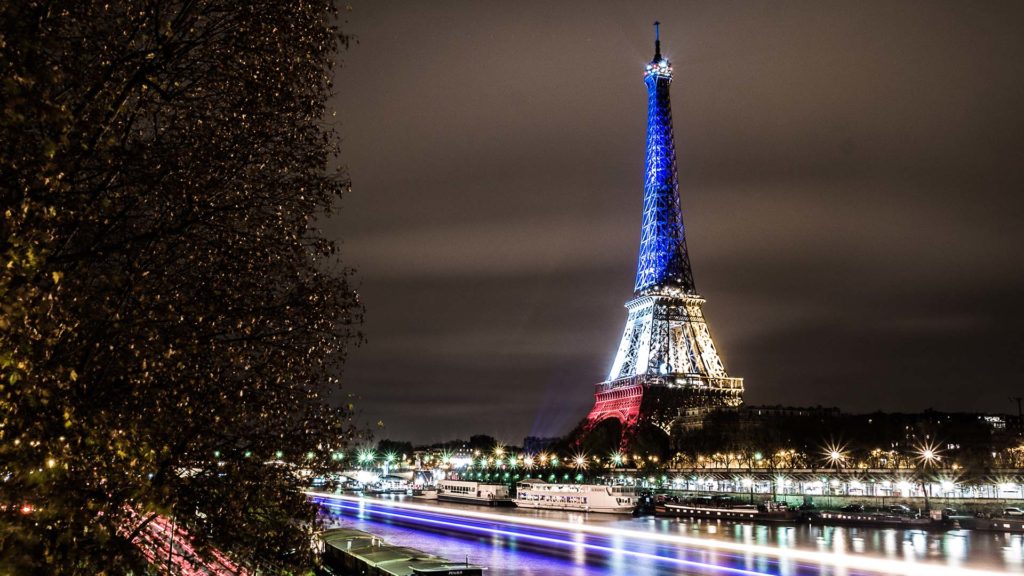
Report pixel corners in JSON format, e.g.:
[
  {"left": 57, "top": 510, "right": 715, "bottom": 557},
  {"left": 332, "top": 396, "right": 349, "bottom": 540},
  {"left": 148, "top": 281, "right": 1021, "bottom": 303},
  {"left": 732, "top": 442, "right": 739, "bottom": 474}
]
[{"left": 325, "top": 1, "right": 1024, "bottom": 444}]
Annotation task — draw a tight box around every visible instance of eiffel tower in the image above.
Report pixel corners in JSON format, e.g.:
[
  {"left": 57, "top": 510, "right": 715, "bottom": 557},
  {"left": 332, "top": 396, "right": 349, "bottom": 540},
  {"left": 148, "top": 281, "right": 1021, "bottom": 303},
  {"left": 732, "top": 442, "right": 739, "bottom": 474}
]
[{"left": 583, "top": 23, "right": 743, "bottom": 448}]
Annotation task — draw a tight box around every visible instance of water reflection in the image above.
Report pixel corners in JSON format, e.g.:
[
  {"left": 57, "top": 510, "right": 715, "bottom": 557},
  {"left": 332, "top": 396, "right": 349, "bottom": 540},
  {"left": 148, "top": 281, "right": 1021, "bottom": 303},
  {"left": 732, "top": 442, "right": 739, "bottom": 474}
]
[{"left": 1005, "top": 535, "right": 1023, "bottom": 569}]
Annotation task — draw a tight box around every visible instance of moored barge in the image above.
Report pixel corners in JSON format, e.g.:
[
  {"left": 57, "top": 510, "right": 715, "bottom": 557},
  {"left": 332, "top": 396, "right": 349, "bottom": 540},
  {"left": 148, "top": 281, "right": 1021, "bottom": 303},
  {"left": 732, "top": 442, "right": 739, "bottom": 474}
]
[
  {"left": 318, "top": 527, "right": 485, "bottom": 576},
  {"left": 655, "top": 500, "right": 800, "bottom": 524}
]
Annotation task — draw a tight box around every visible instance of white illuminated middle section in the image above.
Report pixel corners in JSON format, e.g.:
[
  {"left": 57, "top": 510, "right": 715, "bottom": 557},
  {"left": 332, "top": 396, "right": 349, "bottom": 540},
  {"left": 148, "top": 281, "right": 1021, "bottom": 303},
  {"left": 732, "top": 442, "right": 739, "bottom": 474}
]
[{"left": 307, "top": 492, "right": 1008, "bottom": 576}]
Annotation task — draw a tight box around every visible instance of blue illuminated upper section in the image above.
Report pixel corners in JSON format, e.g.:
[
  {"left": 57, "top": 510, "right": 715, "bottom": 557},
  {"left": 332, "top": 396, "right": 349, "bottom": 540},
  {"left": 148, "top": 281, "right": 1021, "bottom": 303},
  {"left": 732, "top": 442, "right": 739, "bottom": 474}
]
[{"left": 634, "top": 26, "right": 696, "bottom": 295}]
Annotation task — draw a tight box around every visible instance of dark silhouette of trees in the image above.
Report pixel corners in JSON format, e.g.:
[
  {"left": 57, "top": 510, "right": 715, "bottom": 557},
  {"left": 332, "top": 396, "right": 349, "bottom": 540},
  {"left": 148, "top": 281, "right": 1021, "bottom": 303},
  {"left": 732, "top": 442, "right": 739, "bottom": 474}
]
[
  {"left": 1, "top": 1, "right": 360, "bottom": 572},
  {"left": 577, "top": 419, "right": 623, "bottom": 457},
  {"left": 377, "top": 439, "right": 414, "bottom": 460},
  {"left": 469, "top": 435, "right": 498, "bottom": 452}
]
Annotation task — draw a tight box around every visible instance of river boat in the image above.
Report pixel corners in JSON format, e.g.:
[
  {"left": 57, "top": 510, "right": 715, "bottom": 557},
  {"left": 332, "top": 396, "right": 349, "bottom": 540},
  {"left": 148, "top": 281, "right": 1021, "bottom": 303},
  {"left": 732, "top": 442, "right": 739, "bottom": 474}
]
[
  {"left": 514, "top": 480, "right": 636, "bottom": 514},
  {"left": 318, "top": 527, "right": 485, "bottom": 576},
  {"left": 411, "top": 487, "right": 438, "bottom": 500},
  {"left": 810, "top": 510, "right": 947, "bottom": 530},
  {"left": 368, "top": 475, "right": 410, "bottom": 495},
  {"left": 655, "top": 499, "right": 800, "bottom": 524},
  {"left": 957, "top": 515, "right": 1024, "bottom": 533},
  {"left": 436, "top": 480, "right": 513, "bottom": 506}
]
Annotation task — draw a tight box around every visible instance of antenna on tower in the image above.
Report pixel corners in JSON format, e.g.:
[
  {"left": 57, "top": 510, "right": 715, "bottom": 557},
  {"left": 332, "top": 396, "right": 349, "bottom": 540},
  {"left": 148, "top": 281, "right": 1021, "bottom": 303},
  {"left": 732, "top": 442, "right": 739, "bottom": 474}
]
[{"left": 653, "top": 21, "right": 662, "bottom": 60}]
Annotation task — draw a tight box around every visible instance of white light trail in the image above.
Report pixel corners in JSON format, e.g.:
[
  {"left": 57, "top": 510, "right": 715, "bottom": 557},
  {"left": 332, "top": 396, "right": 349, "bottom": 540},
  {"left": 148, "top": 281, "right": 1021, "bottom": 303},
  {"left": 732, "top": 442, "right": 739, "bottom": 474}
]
[{"left": 307, "top": 492, "right": 1009, "bottom": 576}]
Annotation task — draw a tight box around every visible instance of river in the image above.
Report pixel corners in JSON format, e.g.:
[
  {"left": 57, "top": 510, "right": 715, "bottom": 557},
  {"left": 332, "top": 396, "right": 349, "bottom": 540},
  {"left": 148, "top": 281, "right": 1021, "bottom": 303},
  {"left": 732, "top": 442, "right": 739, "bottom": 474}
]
[{"left": 313, "top": 493, "right": 1023, "bottom": 575}]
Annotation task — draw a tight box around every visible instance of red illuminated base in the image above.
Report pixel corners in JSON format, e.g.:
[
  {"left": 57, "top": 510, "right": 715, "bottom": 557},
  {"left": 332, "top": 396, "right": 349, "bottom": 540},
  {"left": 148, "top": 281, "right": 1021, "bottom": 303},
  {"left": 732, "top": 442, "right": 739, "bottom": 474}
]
[
  {"left": 585, "top": 383, "right": 645, "bottom": 436},
  {"left": 581, "top": 379, "right": 743, "bottom": 450}
]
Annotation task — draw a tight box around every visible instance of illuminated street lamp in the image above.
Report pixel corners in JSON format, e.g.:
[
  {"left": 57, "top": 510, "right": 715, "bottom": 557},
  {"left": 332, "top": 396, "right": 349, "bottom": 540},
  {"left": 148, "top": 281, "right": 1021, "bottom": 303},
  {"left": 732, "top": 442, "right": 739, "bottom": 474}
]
[
  {"left": 357, "top": 448, "right": 376, "bottom": 469},
  {"left": 742, "top": 476, "right": 754, "bottom": 504},
  {"left": 915, "top": 442, "right": 942, "bottom": 511},
  {"left": 823, "top": 442, "right": 847, "bottom": 470},
  {"left": 820, "top": 443, "right": 847, "bottom": 504},
  {"left": 573, "top": 453, "right": 589, "bottom": 471}
]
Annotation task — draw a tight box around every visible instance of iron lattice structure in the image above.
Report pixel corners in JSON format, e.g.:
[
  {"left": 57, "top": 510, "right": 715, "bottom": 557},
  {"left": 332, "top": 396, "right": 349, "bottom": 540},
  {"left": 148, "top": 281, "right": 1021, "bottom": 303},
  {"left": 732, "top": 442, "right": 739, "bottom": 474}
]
[
  {"left": 634, "top": 47, "right": 693, "bottom": 294},
  {"left": 584, "top": 24, "right": 743, "bottom": 446}
]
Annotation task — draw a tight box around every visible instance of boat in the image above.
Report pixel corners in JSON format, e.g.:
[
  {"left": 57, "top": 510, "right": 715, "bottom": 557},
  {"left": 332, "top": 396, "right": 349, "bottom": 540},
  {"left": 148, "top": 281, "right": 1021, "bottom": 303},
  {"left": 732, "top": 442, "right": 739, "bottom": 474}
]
[
  {"left": 655, "top": 498, "right": 800, "bottom": 524},
  {"left": 956, "top": 515, "right": 1024, "bottom": 533},
  {"left": 411, "top": 487, "right": 438, "bottom": 500},
  {"left": 810, "top": 509, "right": 944, "bottom": 530},
  {"left": 513, "top": 480, "right": 636, "bottom": 514},
  {"left": 317, "top": 527, "right": 485, "bottom": 576},
  {"left": 368, "top": 475, "right": 410, "bottom": 494},
  {"left": 436, "top": 480, "right": 513, "bottom": 506}
]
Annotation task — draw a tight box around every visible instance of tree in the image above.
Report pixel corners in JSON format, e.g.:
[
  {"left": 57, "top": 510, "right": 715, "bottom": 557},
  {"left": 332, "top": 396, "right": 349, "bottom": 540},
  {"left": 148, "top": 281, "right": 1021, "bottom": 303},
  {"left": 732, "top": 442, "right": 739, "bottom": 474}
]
[
  {"left": 469, "top": 435, "right": 498, "bottom": 452},
  {"left": 0, "top": 1, "right": 361, "bottom": 572},
  {"left": 377, "top": 439, "right": 414, "bottom": 460}
]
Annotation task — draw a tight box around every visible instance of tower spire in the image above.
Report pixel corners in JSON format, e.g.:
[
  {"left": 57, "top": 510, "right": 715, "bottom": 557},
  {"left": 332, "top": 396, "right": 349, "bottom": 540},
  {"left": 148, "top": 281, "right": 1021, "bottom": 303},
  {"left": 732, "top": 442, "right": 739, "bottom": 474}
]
[
  {"left": 636, "top": 24, "right": 695, "bottom": 294},
  {"left": 653, "top": 21, "right": 661, "bottom": 60}
]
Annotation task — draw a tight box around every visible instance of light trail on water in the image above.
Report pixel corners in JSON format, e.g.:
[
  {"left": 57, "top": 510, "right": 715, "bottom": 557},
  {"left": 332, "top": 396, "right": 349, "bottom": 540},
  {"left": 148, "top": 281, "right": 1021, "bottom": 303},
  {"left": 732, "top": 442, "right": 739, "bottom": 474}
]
[
  {"left": 308, "top": 492, "right": 1013, "bottom": 576},
  {"left": 318, "top": 498, "right": 770, "bottom": 575}
]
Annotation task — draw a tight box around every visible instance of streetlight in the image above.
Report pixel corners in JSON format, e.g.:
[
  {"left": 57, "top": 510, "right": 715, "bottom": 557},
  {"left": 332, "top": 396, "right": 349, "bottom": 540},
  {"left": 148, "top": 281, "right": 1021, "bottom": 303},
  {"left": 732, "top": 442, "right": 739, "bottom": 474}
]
[
  {"left": 915, "top": 442, "right": 941, "bottom": 512},
  {"left": 742, "top": 476, "right": 754, "bottom": 504},
  {"left": 357, "top": 448, "right": 375, "bottom": 469},
  {"left": 821, "top": 443, "right": 847, "bottom": 508},
  {"left": 823, "top": 443, "right": 847, "bottom": 470},
  {"left": 573, "top": 453, "right": 589, "bottom": 471}
]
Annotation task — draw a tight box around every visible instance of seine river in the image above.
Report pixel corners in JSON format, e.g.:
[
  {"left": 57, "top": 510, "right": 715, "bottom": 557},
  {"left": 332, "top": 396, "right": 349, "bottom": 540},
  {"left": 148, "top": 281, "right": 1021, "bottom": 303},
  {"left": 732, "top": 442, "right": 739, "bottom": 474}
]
[{"left": 315, "top": 495, "right": 1023, "bottom": 575}]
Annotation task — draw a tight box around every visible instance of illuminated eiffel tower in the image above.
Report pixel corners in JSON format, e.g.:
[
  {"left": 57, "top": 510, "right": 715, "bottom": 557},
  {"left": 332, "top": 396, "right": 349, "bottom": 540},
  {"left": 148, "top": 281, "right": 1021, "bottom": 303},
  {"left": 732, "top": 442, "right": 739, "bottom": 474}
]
[{"left": 583, "top": 23, "right": 743, "bottom": 447}]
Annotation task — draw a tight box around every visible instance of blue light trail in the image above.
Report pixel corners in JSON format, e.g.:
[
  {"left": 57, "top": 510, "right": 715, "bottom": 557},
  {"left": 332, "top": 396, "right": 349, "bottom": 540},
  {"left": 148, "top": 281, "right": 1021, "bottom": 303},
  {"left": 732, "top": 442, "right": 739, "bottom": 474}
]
[
  {"left": 309, "top": 493, "right": 1010, "bottom": 576},
  {"left": 315, "top": 496, "right": 771, "bottom": 576}
]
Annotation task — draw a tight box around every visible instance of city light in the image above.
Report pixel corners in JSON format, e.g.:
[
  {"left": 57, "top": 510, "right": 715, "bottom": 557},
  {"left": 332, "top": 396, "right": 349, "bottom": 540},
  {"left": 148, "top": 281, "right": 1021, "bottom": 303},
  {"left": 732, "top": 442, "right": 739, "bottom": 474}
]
[
  {"left": 572, "top": 453, "right": 589, "bottom": 470},
  {"left": 822, "top": 442, "right": 847, "bottom": 468},
  {"left": 916, "top": 442, "right": 941, "bottom": 467},
  {"left": 357, "top": 448, "right": 376, "bottom": 465}
]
